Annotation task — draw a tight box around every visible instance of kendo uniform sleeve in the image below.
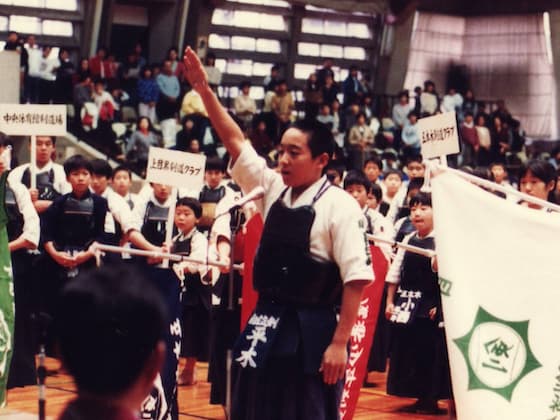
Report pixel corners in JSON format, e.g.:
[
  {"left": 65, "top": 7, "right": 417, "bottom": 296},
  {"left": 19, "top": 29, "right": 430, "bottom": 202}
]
[{"left": 10, "top": 182, "right": 40, "bottom": 248}]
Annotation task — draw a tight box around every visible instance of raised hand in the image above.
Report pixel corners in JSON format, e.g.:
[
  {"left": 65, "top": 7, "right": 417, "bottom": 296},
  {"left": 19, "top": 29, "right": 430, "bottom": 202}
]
[{"left": 183, "top": 47, "right": 209, "bottom": 93}]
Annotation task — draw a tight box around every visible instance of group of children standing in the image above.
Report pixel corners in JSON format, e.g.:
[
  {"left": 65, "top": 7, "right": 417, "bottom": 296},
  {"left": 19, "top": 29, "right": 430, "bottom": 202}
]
[{"left": 3, "top": 136, "right": 240, "bottom": 420}]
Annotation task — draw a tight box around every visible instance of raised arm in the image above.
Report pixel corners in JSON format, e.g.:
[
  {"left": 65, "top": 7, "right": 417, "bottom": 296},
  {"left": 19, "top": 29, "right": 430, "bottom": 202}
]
[{"left": 183, "top": 47, "right": 244, "bottom": 163}]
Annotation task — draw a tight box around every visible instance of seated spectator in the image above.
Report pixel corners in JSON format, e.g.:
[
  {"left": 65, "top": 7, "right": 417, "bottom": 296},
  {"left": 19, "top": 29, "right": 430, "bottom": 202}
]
[
  {"left": 93, "top": 79, "right": 118, "bottom": 124},
  {"left": 462, "top": 89, "right": 478, "bottom": 119},
  {"left": 156, "top": 59, "right": 181, "bottom": 148},
  {"left": 73, "top": 75, "right": 93, "bottom": 128},
  {"left": 175, "top": 116, "right": 198, "bottom": 152},
  {"left": 420, "top": 80, "right": 438, "bottom": 116},
  {"left": 440, "top": 87, "right": 463, "bottom": 116},
  {"left": 475, "top": 114, "right": 491, "bottom": 166},
  {"left": 119, "top": 51, "right": 141, "bottom": 106},
  {"left": 392, "top": 90, "right": 411, "bottom": 151},
  {"left": 75, "top": 58, "right": 90, "bottom": 85},
  {"left": 137, "top": 65, "right": 160, "bottom": 124},
  {"left": 55, "top": 263, "right": 167, "bottom": 420},
  {"left": 342, "top": 65, "right": 365, "bottom": 109},
  {"left": 203, "top": 52, "right": 222, "bottom": 92},
  {"left": 263, "top": 63, "right": 280, "bottom": 92},
  {"left": 401, "top": 111, "right": 421, "bottom": 160},
  {"left": 126, "top": 116, "right": 160, "bottom": 175},
  {"left": 249, "top": 119, "right": 274, "bottom": 158},
  {"left": 270, "top": 79, "right": 294, "bottom": 137},
  {"left": 233, "top": 81, "right": 257, "bottom": 132},
  {"left": 460, "top": 112, "right": 479, "bottom": 167},
  {"left": 316, "top": 103, "right": 334, "bottom": 130},
  {"left": 303, "top": 72, "right": 322, "bottom": 121},
  {"left": 88, "top": 46, "right": 110, "bottom": 81},
  {"left": 348, "top": 111, "right": 375, "bottom": 169},
  {"left": 167, "top": 47, "right": 187, "bottom": 87},
  {"left": 321, "top": 74, "right": 339, "bottom": 107}
]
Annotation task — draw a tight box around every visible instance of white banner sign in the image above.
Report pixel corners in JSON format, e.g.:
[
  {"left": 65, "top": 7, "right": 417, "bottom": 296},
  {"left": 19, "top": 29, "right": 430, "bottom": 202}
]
[
  {"left": 418, "top": 111, "right": 459, "bottom": 159},
  {"left": 0, "top": 104, "right": 66, "bottom": 135},
  {"left": 433, "top": 172, "right": 560, "bottom": 420},
  {"left": 146, "top": 147, "right": 206, "bottom": 191}
]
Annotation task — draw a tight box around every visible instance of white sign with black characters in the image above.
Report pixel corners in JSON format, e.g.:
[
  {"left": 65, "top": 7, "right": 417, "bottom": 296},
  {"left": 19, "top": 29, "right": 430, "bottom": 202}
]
[
  {"left": 146, "top": 146, "right": 206, "bottom": 191},
  {"left": 0, "top": 104, "right": 67, "bottom": 135},
  {"left": 418, "top": 111, "right": 460, "bottom": 159}
]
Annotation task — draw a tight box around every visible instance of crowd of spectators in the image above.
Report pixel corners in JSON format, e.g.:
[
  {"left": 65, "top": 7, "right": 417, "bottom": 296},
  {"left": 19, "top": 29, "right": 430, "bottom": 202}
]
[{"left": 4, "top": 30, "right": 531, "bottom": 180}]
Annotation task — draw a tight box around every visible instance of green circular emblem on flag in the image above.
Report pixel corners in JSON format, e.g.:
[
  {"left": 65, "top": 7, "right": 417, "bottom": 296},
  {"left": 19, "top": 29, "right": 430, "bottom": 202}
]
[{"left": 454, "top": 306, "right": 542, "bottom": 401}]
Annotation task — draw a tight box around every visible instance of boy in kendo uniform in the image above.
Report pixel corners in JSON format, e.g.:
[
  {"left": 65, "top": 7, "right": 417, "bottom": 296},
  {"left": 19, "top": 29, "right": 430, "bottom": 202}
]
[
  {"left": 133, "top": 183, "right": 182, "bottom": 420},
  {"left": 42, "top": 155, "right": 108, "bottom": 354},
  {"left": 89, "top": 159, "right": 161, "bottom": 260},
  {"left": 0, "top": 136, "right": 41, "bottom": 388},
  {"left": 184, "top": 47, "right": 374, "bottom": 420},
  {"left": 8, "top": 136, "right": 71, "bottom": 217},
  {"left": 170, "top": 197, "right": 212, "bottom": 386},
  {"left": 197, "top": 156, "right": 238, "bottom": 236}
]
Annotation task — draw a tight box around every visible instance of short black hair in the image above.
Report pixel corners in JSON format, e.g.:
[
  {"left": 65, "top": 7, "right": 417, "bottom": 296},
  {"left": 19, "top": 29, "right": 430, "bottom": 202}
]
[
  {"left": 90, "top": 159, "right": 113, "bottom": 178},
  {"left": 112, "top": 165, "right": 132, "bottom": 180},
  {"left": 409, "top": 191, "right": 432, "bottom": 207},
  {"left": 30, "top": 135, "right": 56, "bottom": 145},
  {"left": 63, "top": 154, "right": 93, "bottom": 176},
  {"left": 518, "top": 159, "right": 557, "bottom": 191},
  {"left": 343, "top": 169, "right": 371, "bottom": 191},
  {"left": 405, "top": 155, "right": 423, "bottom": 166},
  {"left": 407, "top": 177, "right": 425, "bottom": 193},
  {"left": 55, "top": 264, "right": 167, "bottom": 397},
  {"left": 370, "top": 183, "right": 382, "bottom": 202},
  {"left": 364, "top": 156, "right": 382, "bottom": 170},
  {"left": 383, "top": 168, "right": 403, "bottom": 180},
  {"left": 176, "top": 197, "right": 202, "bottom": 218},
  {"left": 205, "top": 156, "right": 225, "bottom": 172},
  {"left": 291, "top": 119, "right": 335, "bottom": 160}
]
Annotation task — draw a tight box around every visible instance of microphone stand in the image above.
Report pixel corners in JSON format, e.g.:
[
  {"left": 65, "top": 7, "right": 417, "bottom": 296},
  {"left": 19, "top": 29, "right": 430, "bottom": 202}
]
[{"left": 225, "top": 206, "right": 243, "bottom": 420}]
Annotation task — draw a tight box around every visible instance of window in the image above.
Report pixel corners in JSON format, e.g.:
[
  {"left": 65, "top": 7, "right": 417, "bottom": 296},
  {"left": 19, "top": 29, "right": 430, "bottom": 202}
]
[
  {"left": 0, "top": 16, "right": 7, "bottom": 31},
  {"left": 10, "top": 15, "right": 41, "bottom": 33},
  {"left": 42, "top": 19, "right": 73, "bottom": 36},
  {"left": 228, "top": 0, "right": 290, "bottom": 7},
  {"left": 231, "top": 36, "right": 256, "bottom": 51},
  {"left": 294, "top": 63, "right": 318, "bottom": 80},
  {"left": 320, "top": 44, "right": 343, "bottom": 58},
  {"left": 298, "top": 42, "right": 319, "bottom": 56},
  {"left": 344, "top": 46, "right": 366, "bottom": 60},
  {"left": 209, "top": 33, "right": 230, "bottom": 50},
  {"left": 212, "top": 9, "right": 287, "bottom": 31},
  {"left": 302, "top": 17, "right": 371, "bottom": 39},
  {"left": 0, "top": 0, "right": 77, "bottom": 10},
  {"left": 256, "top": 38, "right": 280, "bottom": 53}
]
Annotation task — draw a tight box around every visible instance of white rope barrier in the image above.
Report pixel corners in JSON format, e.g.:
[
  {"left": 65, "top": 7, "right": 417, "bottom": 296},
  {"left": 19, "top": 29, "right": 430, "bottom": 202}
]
[
  {"left": 91, "top": 243, "right": 243, "bottom": 271},
  {"left": 367, "top": 234, "right": 436, "bottom": 258}
]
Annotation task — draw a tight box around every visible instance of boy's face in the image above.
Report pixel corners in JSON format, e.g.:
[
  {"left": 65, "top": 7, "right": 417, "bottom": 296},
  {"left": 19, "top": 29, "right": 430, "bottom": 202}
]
[
  {"left": 111, "top": 170, "right": 131, "bottom": 196},
  {"left": 90, "top": 174, "right": 109, "bottom": 195},
  {"left": 67, "top": 169, "right": 91, "bottom": 196},
  {"left": 345, "top": 184, "right": 368, "bottom": 208},
  {"left": 152, "top": 183, "right": 171, "bottom": 203},
  {"left": 33, "top": 136, "right": 55, "bottom": 167},
  {"left": 519, "top": 170, "right": 554, "bottom": 208},
  {"left": 384, "top": 174, "right": 402, "bottom": 195},
  {"left": 174, "top": 205, "right": 198, "bottom": 234},
  {"left": 491, "top": 165, "right": 506, "bottom": 183},
  {"left": 367, "top": 193, "right": 378, "bottom": 209},
  {"left": 410, "top": 203, "right": 433, "bottom": 236},
  {"left": 205, "top": 169, "right": 224, "bottom": 189},
  {"left": 406, "top": 162, "right": 425, "bottom": 179},
  {"left": 363, "top": 162, "right": 380, "bottom": 182}
]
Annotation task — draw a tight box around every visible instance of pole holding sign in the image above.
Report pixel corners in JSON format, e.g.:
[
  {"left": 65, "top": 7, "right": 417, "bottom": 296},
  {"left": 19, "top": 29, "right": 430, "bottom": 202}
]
[{"left": 30, "top": 135, "right": 36, "bottom": 189}]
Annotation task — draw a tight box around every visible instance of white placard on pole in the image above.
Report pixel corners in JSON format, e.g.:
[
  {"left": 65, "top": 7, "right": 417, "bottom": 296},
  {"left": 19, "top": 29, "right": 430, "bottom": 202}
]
[
  {"left": 0, "top": 104, "right": 67, "bottom": 136},
  {"left": 418, "top": 111, "right": 460, "bottom": 160},
  {"left": 146, "top": 147, "right": 206, "bottom": 191},
  {"left": 162, "top": 187, "right": 177, "bottom": 269}
]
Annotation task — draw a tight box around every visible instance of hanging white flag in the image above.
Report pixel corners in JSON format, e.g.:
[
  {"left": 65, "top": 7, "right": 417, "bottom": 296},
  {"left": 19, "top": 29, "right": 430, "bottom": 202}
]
[{"left": 432, "top": 171, "right": 560, "bottom": 420}]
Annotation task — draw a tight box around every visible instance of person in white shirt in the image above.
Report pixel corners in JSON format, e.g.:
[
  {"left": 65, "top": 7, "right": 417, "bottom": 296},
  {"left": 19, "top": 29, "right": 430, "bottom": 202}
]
[
  {"left": 440, "top": 87, "right": 463, "bottom": 117},
  {"left": 184, "top": 46, "right": 374, "bottom": 419},
  {"left": 110, "top": 165, "right": 141, "bottom": 210},
  {"left": 233, "top": 81, "right": 257, "bottom": 132},
  {"left": 9, "top": 136, "right": 72, "bottom": 216},
  {"left": 38, "top": 45, "right": 59, "bottom": 104},
  {"left": 24, "top": 35, "right": 42, "bottom": 103},
  {"left": 89, "top": 159, "right": 161, "bottom": 257},
  {"left": 0, "top": 135, "right": 41, "bottom": 388}
]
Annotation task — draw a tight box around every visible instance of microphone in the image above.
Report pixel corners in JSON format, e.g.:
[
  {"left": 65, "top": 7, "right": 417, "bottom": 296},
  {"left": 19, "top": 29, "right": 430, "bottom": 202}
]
[{"left": 215, "top": 186, "right": 265, "bottom": 217}]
